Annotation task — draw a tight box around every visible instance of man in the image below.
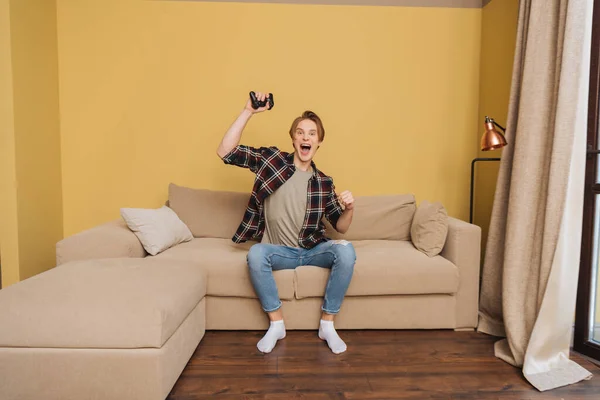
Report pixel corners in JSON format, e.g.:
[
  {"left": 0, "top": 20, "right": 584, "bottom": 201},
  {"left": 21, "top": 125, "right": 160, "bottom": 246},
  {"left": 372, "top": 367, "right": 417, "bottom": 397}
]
[{"left": 216, "top": 91, "right": 356, "bottom": 355}]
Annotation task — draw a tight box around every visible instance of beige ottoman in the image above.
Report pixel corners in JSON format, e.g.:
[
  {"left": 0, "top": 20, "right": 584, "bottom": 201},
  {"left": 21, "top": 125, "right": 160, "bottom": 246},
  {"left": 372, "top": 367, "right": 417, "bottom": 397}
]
[{"left": 0, "top": 257, "right": 206, "bottom": 400}]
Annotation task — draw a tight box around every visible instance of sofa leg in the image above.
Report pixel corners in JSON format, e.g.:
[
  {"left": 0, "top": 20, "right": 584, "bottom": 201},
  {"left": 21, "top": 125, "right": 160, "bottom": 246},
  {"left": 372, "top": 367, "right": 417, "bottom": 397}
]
[{"left": 454, "top": 328, "right": 475, "bottom": 332}]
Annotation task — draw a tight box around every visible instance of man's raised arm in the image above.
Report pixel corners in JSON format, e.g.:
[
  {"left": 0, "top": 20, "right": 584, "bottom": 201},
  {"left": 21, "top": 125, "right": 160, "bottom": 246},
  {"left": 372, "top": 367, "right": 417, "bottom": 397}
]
[{"left": 217, "top": 91, "right": 271, "bottom": 159}]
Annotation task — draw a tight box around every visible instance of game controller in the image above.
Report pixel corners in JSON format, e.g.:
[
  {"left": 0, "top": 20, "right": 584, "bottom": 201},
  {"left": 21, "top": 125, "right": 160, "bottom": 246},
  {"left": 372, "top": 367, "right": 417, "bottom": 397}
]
[{"left": 250, "top": 91, "right": 274, "bottom": 110}]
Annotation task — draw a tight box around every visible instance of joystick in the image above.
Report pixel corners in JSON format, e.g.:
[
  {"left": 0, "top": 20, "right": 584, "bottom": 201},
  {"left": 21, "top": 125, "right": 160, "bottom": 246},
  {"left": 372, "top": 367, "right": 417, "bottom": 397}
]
[{"left": 250, "top": 91, "right": 274, "bottom": 110}]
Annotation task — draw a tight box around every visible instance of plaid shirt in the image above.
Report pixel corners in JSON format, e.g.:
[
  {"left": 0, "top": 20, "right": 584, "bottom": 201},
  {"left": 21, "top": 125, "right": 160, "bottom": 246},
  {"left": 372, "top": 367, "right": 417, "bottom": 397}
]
[{"left": 222, "top": 145, "right": 344, "bottom": 249}]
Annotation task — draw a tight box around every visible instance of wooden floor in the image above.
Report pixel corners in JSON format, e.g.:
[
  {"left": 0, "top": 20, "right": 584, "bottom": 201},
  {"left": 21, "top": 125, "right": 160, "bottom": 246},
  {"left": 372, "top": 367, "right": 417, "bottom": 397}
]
[{"left": 167, "top": 330, "right": 600, "bottom": 400}]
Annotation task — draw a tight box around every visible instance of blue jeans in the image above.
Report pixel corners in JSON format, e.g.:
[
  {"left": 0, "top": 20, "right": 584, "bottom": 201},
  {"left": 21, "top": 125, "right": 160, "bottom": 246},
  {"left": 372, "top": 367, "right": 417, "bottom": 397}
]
[{"left": 247, "top": 240, "right": 356, "bottom": 314}]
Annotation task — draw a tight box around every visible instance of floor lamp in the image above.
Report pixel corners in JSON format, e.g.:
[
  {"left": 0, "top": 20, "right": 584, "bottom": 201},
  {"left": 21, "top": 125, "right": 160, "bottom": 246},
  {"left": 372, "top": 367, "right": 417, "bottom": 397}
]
[{"left": 469, "top": 116, "right": 508, "bottom": 224}]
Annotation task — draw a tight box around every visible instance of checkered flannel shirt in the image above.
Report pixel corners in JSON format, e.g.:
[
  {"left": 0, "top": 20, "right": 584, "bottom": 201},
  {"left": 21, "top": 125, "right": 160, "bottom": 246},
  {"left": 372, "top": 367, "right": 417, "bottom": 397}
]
[{"left": 222, "top": 145, "right": 344, "bottom": 249}]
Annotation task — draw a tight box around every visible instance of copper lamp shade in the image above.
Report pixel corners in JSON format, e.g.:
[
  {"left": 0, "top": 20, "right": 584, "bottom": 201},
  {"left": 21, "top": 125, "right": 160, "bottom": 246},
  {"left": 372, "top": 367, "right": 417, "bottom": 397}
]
[{"left": 481, "top": 116, "right": 508, "bottom": 151}]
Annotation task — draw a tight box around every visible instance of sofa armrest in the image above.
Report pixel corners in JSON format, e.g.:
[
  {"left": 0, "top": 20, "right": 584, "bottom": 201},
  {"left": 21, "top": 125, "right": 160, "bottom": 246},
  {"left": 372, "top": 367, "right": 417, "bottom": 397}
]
[
  {"left": 441, "top": 216, "right": 481, "bottom": 329},
  {"left": 56, "top": 219, "right": 146, "bottom": 265}
]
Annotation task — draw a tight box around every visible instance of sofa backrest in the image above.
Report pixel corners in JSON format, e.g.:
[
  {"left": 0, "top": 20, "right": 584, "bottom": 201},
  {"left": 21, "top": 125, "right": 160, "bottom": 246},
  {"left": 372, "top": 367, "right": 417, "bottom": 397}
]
[
  {"left": 168, "top": 183, "right": 250, "bottom": 239},
  {"left": 324, "top": 194, "right": 416, "bottom": 241},
  {"left": 168, "top": 183, "right": 416, "bottom": 241}
]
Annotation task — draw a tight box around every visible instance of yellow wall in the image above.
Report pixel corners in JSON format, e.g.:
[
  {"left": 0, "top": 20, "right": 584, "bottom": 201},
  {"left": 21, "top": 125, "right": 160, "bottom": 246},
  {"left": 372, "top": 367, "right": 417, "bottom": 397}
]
[
  {"left": 0, "top": 0, "right": 20, "bottom": 287},
  {"left": 0, "top": 0, "right": 63, "bottom": 286},
  {"left": 475, "top": 0, "right": 519, "bottom": 255},
  {"left": 2, "top": 0, "right": 522, "bottom": 285},
  {"left": 57, "top": 0, "right": 483, "bottom": 237}
]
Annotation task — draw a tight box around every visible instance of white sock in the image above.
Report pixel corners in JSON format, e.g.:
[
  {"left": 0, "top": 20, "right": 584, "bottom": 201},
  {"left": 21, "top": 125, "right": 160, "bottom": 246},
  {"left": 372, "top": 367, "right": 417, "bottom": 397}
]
[
  {"left": 257, "top": 320, "right": 286, "bottom": 353},
  {"left": 318, "top": 319, "right": 347, "bottom": 354}
]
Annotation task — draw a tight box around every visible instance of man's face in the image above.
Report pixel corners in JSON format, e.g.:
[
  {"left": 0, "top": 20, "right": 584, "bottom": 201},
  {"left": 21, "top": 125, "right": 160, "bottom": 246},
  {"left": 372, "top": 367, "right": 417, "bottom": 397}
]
[{"left": 293, "top": 119, "right": 321, "bottom": 163}]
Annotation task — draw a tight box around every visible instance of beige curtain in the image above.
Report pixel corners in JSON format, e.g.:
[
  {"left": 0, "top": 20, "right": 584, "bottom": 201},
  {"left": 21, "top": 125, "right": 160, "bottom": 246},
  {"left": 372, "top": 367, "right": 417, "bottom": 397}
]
[{"left": 477, "top": 0, "right": 594, "bottom": 391}]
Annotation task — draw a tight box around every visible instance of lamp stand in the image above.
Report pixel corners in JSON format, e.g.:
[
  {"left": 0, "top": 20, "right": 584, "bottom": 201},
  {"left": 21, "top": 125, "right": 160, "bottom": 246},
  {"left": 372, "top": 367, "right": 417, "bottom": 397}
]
[{"left": 469, "top": 157, "right": 501, "bottom": 224}]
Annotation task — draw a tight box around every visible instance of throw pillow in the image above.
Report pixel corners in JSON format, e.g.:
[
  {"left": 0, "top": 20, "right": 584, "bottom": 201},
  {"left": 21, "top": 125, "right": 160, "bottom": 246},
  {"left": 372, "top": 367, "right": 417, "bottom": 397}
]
[
  {"left": 120, "top": 205, "right": 193, "bottom": 256},
  {"left": 410, "top": 200, "right": 449, "bottom": 257}
]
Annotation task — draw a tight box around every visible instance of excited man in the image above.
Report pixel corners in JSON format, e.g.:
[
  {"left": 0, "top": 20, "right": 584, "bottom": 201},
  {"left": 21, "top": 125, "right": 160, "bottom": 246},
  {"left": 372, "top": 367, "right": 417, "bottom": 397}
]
[{"left": 217, "top": 91, "right": 356, "bottom": 354}]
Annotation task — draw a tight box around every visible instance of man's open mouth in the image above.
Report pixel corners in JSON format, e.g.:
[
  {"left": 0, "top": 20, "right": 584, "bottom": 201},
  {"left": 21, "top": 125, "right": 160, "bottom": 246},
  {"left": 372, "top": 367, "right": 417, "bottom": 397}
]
[{"left": 300, "top": 144, "right": 311, "bottom": 155}]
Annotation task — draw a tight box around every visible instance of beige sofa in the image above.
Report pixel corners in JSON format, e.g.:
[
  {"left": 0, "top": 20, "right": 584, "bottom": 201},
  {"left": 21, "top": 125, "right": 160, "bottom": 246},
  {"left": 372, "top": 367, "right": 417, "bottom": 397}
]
[{"left": 0, "top": 183, "right": 481, "bottom": 400}]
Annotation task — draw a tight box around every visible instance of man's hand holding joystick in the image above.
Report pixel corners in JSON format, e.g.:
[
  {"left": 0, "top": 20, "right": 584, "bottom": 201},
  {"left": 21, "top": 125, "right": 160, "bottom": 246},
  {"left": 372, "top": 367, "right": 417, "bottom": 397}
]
[{"left": 248, "top": 91, "right": 274, "bottom": 112}]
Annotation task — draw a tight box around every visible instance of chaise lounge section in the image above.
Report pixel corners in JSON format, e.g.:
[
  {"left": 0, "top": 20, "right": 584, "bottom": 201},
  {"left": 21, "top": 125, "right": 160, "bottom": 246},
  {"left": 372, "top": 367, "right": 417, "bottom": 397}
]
[{"left": 0, "top": 257, "right": 207, "bottom": 400}]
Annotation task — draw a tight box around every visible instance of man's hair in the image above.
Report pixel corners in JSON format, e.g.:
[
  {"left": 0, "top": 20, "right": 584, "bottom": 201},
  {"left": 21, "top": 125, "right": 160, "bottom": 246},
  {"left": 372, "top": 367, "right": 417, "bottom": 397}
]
[{"left": 289, "top": 111, "right": 325, "bottom": 142}]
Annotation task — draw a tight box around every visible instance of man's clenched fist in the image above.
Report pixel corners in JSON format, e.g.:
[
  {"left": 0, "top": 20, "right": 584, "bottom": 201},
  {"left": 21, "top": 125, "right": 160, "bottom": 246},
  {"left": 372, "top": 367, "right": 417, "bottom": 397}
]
[{"left": 338, "top": 190, "right": 355, "bottom": 211}]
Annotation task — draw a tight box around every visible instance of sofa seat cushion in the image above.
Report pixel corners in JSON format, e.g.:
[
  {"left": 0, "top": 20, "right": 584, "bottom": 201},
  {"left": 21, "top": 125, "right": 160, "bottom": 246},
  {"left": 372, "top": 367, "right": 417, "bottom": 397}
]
[
  {"left": 0, "top": 257, "right": 206, "bottom": 349},
  {"left": 295, "top": 240, "right": 459, "bottom": 298},
  {"left": 155, "top": 238, "right": 295, "bottom": 300}
]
